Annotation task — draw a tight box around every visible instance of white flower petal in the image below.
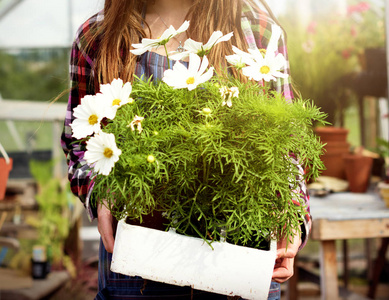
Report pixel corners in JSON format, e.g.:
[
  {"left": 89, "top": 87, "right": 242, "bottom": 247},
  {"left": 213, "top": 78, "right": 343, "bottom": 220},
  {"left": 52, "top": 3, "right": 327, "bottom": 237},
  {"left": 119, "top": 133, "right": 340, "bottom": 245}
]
[
  {"left": 272, "top": 53, "right": 287, "bottom": 69},
  {"left": 160, "top": 26, "right": 176, "bottom": 40},
  {"left": 169, "top": 51, "right": 190, "bottom": 61},
  {"left": 271, "top": 70, "right": 289, "bottom": 79},
  {"left": 266, "top": 24, "right": 283, "bottom": 58},
  {"left": 197, "top": 55, "right": 209, "bottom": 75},
  {"left": 130, "top": 21, "right": 189, "bottom": 56},
  {"left": 184, "top": 38, "right": 203, "bottom": 53},
  {"left": 130, "top": 43, "right": 154, "bottom": 55},
  {"left": 236, "top": 40, "right": 289, "bottom": 82},
  {"left": 176, "top": 20, "right": 190, "bottom": 34},
  {"left": 187, "top": 53, "right": 201, "bottom": 74},
  {"left": 230, "top": 46, "right": 256, "bottom": 65},
  {"left": 203, "top": 31, "right": 223, "bottom": 49},
  {"left": 162, "top": 54, "right": 213, "bottom": 90},
  {"left": 84, "top": 132, "right": 122, "bottom": 176},
  {"left": 248, "top": 48, "right": 265, "bottom": 64},
  {"left": 215, "top": 31, "right": 234, "bottom": 44},
  {"left": 197, "top": 66, "right": 214, "bottom": 85},
  {"left": 98, "top": 79, "right": 133, "bottom": 119},
  {"left": 70, "top": 95, "right": 106, "bottom": 139},
  {"left": 225, "top": 54, "right": 242, "bottom": 66},
  {"left": 120, "top": 82, "right": 133, "bottom": 101},
  {"left": 71, "top": 119, "right": 99, "bottom": 139}
]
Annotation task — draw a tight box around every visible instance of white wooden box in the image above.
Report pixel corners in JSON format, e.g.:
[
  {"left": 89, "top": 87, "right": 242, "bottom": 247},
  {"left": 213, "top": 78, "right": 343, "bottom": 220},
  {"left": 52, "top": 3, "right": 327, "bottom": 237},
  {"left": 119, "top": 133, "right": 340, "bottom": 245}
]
[{"left": 111, "top": 220, "right": 277, "bottom": 300}]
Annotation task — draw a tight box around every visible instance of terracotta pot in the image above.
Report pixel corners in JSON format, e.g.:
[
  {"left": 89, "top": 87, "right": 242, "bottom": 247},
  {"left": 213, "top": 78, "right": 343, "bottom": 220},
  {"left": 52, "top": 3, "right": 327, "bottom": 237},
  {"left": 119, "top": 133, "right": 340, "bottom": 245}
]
[
  {"left": 314, "top": 126, "right": 349, "bottom": 142},
  {"left": 321, "top": 142, "right": 350, "bottom": 179},
  {"left": 344, "top": 155, "right": 373, "bottom": 193},
  {"left": 314, "top": 127, "right": 350, "bottom": 179},
  {"left": 0, "top": 158, "right": 13, "bottom": 200},
  {"left": 321, "top": 153, "right": 348, "bottom": 179},
  {"left": 111, "top": 221, "right": 277, "bottom": 299}
]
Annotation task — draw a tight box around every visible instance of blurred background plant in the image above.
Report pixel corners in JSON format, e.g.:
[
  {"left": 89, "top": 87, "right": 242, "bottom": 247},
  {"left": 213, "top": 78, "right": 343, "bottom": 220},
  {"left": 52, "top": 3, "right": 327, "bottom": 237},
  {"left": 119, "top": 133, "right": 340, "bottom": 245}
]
[
  {"left": 346, "top": 1, "right": 386, "bottom": 54},
  {"left": 281, "top": 0, "right": 385, "bottom": 128},
  {"left": 375, "top": 138, "right": 389, "bottom": 181},
  {"left": 8, "top": 160, "right": 77, "bottom": 278},
  {"left": 0, "top": 49, "right": 68, "bottom": 102}
]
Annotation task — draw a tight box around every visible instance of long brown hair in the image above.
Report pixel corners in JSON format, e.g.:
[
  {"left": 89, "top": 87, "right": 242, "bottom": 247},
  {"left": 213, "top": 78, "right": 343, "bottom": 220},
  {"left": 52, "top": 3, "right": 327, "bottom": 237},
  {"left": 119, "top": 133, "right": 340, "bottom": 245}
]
[{"left": 92, "top": 0, "right": 250, "bottom": 85}]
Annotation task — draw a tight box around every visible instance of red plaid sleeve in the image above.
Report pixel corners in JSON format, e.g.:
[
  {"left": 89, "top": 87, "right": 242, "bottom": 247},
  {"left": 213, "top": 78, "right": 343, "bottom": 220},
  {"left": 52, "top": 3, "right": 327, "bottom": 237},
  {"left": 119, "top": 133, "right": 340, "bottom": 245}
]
[{"left": 61, "top": 12, "right": 102, "bottom": 220}]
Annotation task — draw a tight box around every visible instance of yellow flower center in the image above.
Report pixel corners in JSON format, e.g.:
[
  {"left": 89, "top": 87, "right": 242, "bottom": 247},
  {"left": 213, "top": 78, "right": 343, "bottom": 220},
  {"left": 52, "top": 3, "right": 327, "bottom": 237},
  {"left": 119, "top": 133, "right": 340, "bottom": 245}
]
[
  {"left": 103, "top": 148, "right": 114, "bottom": 158},
  {"left": 259, "top": 48, "right": 267, "bottom": 57},
  {"left": 112, "top": 99, "right": 121, "bottom": 106},
  {"left": 260, "top": 65, "right": 270, "bottom": 74},
  {"left": 88, "top": 114, "right": 98, "bottom": 125},
  {"left": 186, "top": 77, "right": 195, "bottom": 85}
]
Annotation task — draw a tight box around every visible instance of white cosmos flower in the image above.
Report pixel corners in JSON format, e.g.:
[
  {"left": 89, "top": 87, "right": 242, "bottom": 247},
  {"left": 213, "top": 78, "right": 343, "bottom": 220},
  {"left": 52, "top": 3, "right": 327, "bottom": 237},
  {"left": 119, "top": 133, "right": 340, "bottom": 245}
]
[
  {"left": 220, "top": 86, "right": 239, "bottom": 107},
  {"left": 229, "top": 24, "right": 289, "bottom": 82},
  {"left": 226, "top": 46, "right": 255, "bottom": 68},
  {"left": 225, "top": 54, "right": 246, "bottom": 69},
  {"left": 84, "top": 132, "right": 122, "bottom": 176},
  {"left": 130, "top": 21, "right": 190, "bottom": 56},
  {"left": 127, "top": 115, "right": 144, "bottom": 133},
  {"left": 241, "top": 47, "right": 289, "bottom": 82},
  {"left": 99, "top": 78, "right": 133, "bottom": 119},
  {"left": 70, "top": 95, "right": 107, "bottom": 139},
  {"left": 162, "top": 53, "right": 214, "bottom": 91},
  {"left": 170, "top": 31, "right": 233, "bottom": 60}
]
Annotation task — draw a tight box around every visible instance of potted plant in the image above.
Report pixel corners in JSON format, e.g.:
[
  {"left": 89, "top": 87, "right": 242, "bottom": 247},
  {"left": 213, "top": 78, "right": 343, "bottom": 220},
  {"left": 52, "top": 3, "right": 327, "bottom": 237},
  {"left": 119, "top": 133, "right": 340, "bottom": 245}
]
[
  {"left": 26, "top": 160, "right": 77, "bottom": 278},
  {"left": 374, "top": 139, "right": 389, "bottom": 206},
  {"left": 0, "top": 142, "right": 13, "bottom": 200},
  {"left": 70, "top": 23, "right": 326, "bottom": 298}
]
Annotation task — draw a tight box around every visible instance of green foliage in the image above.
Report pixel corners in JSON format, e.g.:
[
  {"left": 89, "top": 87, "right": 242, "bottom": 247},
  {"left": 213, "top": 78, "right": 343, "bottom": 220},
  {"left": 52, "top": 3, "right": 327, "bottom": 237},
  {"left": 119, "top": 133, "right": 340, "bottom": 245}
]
[
  {"left": 0, "top": 49, "right": 68, "bottom": 102},
  {"left": 375, "top": 138, "right": 389, "bottom": 158},
  {"left": 27, "top": 160, "right": 76, "bottom": 271},
  {"left": 93, "top": 76, "right": 326, "bottom": 248},
  {"left": 375, "top": 138, "right": 389, "bottom": 179},
  {"left": 282, "top": 20, "right": 358, "bottom": 126},
  {"left": 281, "top": 0, "right": 385, "bottom": 126}
]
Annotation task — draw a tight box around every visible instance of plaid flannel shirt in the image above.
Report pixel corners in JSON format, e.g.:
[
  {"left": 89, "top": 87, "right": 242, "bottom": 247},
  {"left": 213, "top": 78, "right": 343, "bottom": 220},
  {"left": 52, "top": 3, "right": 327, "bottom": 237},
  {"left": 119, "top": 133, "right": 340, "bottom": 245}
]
[{"left": 61, "top": 0, "right": 311, "bottom": 249}]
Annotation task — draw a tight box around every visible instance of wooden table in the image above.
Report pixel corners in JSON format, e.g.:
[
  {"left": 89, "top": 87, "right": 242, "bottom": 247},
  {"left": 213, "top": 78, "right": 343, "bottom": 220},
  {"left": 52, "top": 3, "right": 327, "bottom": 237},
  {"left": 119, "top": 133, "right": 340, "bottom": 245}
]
[
  {"left": 0, "top": 269, "right": 70, "bottom": 299},
  {"left": 310, "top": 192, "right": 389, "bottom": 300}
]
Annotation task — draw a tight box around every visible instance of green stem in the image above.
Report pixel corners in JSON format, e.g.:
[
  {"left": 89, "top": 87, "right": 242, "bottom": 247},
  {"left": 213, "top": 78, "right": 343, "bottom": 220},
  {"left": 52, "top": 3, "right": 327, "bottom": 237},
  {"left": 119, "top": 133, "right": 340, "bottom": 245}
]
[
  {"left": 189, "top": 221, "right": 214, "bottom": 249},
  {"left": 194, "top": 89, "right": 199, "bottom": 110},
  {"left": 164, "top": 44, "right": 170, "bottom": 69},
  {"left": 202, "top": 154, "right": 207, "bottom": 184}
]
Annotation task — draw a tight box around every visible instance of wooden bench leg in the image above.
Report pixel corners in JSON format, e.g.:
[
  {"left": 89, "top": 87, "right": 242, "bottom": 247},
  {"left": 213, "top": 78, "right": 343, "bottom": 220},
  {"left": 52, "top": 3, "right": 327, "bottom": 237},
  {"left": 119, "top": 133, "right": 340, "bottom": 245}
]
[
  {"left": 286, "top": 254, "right": 299, "bottom": 300},
  {"left": 320, "top": 240, "right": 339, "bottom": 300},
  {"left": 367, "top": 237, "right": 389, "bottom": 299}
]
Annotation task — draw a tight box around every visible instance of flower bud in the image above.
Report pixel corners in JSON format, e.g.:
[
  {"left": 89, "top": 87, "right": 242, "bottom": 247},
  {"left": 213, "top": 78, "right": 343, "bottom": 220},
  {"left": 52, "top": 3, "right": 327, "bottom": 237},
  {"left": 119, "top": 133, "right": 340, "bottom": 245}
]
[
  {"left": 202, "top": 107, "right": 212, "bottom": 115},
  {"left": 147, "top": 155, "right": 155, "bottom": 163}
]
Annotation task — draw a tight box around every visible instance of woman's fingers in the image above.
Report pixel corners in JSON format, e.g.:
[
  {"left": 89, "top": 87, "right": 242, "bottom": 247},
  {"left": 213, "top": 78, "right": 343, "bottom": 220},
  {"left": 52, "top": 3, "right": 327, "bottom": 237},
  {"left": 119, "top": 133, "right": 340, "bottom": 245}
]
[
  {"left": 272, "top": 229, "right": 301, "bottom": 282},
  {"left": 97, "top": 202, "right": 115, "bottom": 253},
  {"left": 272, "top": 257, "right": 295, "bottom": 283}
]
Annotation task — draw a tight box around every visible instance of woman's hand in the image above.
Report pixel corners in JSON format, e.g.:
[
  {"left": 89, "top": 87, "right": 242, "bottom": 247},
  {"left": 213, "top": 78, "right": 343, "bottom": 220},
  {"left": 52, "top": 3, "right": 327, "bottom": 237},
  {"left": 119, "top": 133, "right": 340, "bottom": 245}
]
[
  {"left": 272, "top": 230, "right": 301, "bottom": 283},
  {"left": 97, "top": 201, "right": 115, "bottom": 253}
]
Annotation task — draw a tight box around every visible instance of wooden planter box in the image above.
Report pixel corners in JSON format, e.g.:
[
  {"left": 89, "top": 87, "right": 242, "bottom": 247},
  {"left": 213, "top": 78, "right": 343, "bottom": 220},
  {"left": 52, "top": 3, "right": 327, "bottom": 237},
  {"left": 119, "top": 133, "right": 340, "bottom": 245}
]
[{"left": 111, "top": 220, "right": 277, "bottom": 300}]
